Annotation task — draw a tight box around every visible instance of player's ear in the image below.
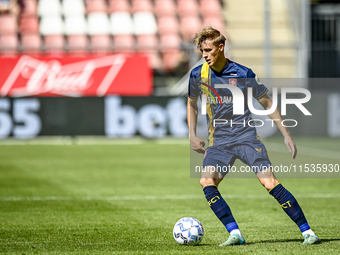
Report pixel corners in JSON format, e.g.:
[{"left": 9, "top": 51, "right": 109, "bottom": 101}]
[{"left": 219, "top": 43, "right": 224, "bottom": 52}]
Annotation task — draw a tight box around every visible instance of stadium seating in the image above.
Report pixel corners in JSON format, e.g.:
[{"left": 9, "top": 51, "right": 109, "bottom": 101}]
[
  {"left": 154, "top": 0, "right": 176, "bottom": 17},
  {"left": 162, "top": 49, "right": 184, "bottom": 71},
  {"left": 133, "top": 12, "right": 157, "bottom": 35},
  {"left": 160, "top": 33, "right": 183, "bottom": 70},
  {"left": 137, "top": 34, "right": 158, "bottom": 50},
  {"left": 86, "top": 0, "right": 108, "bottom": 13},
  {"left": 110, "top": 12, "right": 134, "bottom": 35},
  {"left": 180, "top": 15, "right": 202, "bottom": 40},
  {"left": 109, "top": 0, "right": 130, "bottom": 13},
  {"left": 87, "top": 12, "right": 110, "bottom": 35},
  {"left": 136, "top": 34, "right": 162, "bottom": 69},
  {"left": 113, "top": 34, "right": 135, "bottom": 53},
  {"left": 62, "top": 0, "right": 85, "bottom": 17},
  {"left": 39, "top": 16, "right": 64, "bottom": 35},
  {"left": 131, "top": 0, "right": 153, "bottom": 13},
  {"left": 21, "top": 33, "right": 41, "bottom": 54},
  {"left": 20, "top": 0, "right": 37, "bottom": 17},
  {"left": 67, "top": 34, "right": 88, "bottom": 54},
  {"left": 177, "top": 0, "right": 199, "bottom": 17},
  {"left": 0, "top": 34, "right": 18, "bottom": 55},
  {"left": 90, "top": 34, "right": 111, "bottom": 54},
  {"left": 37, "top": 0, "right": 61, "bottom": 17},
  {"left": 0, "top": 0, "right": 226, "bottom": 72},
  {"left": 160, "top": 33, "right": 181, "bottom": 49},
  {"left": 64, "top": 16, "right": 88, "bottom": 35},
  {"left": 200, "top": 0, "right": 222, "bottom": 18},
  {"left": 19, "top": 15, "right": 39, "bottom": 34},
  {"left": 203, "top": 16, "right": 225, "bottom": 33},
  {"left": 0, "top": 14, "right": 17, "bottom": 34},
  {"left": 157, "top": 16, "right": 179, "bottom": 35},
  {"left": 44, "top": 34, "right": 64, "bottom": 54}
]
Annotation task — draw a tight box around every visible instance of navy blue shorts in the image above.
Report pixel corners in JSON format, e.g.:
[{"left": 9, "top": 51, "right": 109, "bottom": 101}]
[{"left": 202, "top": 135, "right": 271, "bottom": 176}]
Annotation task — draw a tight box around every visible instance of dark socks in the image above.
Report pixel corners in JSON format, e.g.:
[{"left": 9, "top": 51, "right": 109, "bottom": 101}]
[
  {"left": 270, "top": 183, "right": 310, "bottom": 232},
  {"left": 203, "top": 185, "right": 239, "bottom": 232}
]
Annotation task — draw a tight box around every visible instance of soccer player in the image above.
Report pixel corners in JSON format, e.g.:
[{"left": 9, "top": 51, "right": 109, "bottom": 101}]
[{"left": 187, "top": 26, "right": 319, "bottom": 246}]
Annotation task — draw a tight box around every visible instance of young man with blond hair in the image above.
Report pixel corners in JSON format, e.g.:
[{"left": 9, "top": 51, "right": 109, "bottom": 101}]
[{"left": 187, "top": 26, "right": 319, "bottom": 246}]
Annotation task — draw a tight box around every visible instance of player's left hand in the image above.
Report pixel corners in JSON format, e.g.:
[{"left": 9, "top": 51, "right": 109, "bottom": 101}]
[
  {"left": 190, "top": 136, "right": 206, "bottom": 154},
  {"left": 284, "top": 136, "right": 297, "bottom": 159}
]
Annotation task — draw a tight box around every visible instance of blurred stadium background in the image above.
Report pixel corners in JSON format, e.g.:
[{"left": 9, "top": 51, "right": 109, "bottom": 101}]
[
  {"left": 0, "top": 1, "right": 339, "bottom": 253},
  {"left": 0, "top": 0, "right": 339, "bottom": 139}
]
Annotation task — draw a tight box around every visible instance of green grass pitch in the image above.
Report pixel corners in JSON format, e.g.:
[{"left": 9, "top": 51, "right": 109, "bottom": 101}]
[{"left": 0, "top": 137, "right": 339, "bottom": 254}]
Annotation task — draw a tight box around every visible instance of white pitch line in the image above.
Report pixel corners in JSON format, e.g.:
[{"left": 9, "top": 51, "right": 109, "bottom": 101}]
[
  {"left": 0, "top": 137, "right": 190, "bottom": 146},
  {"left": 156, "top": 139, "right": 189, "bottom": 145},
  {"left": 0, "top": 139, "right": 146, "bottom": 146},
  {"left": 265, "top": 142, "right": 340, "bottom": 160},
  {"left": 1, "top": 193, "right": 340, "bottom": 202}
]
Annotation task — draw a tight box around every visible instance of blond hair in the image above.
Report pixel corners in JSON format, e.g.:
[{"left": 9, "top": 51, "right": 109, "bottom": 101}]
[{"left": 192, "top": 26, "right": 226, "bottom": 50}]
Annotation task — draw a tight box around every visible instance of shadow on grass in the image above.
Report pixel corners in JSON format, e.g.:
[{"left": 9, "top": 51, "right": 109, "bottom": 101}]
[
  {"left": 196, "top": 244, "right": 215, "bottom": 246},
  {"left": 246, "top": 238, "right": 340, "bottom": 245},
  {"left": 246, "top": 239, "right": 301, "bottom": 245}
]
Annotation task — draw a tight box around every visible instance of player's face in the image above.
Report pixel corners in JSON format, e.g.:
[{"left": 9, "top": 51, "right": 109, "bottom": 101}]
[{"left": 201, "top": 39, "right": 223, "bottom": 68}]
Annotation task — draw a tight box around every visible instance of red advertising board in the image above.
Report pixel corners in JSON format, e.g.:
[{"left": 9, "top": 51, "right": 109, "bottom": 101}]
[{"left": 0, "top": 54, "right": 153, "bottom": 97}]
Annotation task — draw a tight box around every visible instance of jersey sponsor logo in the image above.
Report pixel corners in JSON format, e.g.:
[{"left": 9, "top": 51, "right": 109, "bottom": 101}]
[
  {"left": 255, "top": 148, "right": 262, "bottom": 153},
  {"left": 207, "top": 96, "right": 232, "bottom": 104},
  {"left": 200, "top": 82, "right": 222, "bottom": 105}
]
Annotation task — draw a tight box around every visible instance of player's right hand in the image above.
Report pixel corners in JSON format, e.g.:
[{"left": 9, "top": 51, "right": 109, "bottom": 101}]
[
  {"left": 284, "top": 136, "right": 297, "bottom": 159},
  {"left": 190, "top": 136, "right": 206, "bottom": 154}
]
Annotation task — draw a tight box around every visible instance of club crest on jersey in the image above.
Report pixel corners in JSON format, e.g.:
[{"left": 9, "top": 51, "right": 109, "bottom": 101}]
[{"left": 229, "top": 79, "right": 237, "bottom": 86}]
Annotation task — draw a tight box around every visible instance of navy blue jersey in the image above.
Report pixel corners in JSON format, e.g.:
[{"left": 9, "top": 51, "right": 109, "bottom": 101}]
[{"left": 188, "top": 59, "right": 268, "bottom": 146}]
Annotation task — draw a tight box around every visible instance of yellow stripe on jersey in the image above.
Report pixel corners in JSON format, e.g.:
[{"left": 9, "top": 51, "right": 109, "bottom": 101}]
[
  {"left": 201, "top": 62, "right": 215, "bottom": 147},
  {"left": 201, "top": 62, "right": 209, "bottom": 84},
  {"left": 256, "top": 88, "right": 268, "bottom": 100}
]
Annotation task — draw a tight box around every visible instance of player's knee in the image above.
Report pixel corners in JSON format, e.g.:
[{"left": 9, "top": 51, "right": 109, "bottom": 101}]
[
  {"left": 199, "top": 178, "right": 208, "bottom": 188},
  {"left": 200, "top": 178, "right": 217, "bottom": 188},
  {"left": 260, "top": 178, "right": 279, "bottom": 191}
]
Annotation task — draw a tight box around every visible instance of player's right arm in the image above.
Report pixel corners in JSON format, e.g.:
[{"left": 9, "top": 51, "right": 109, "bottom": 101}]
[
  {"left": 187, "top": 97, "right": 206, "bottom": 154},
  {"left": 258, "top": 94, "right": 297, "bottom": 159},
  {"left": 247, "top": 69, "right": 297, "bottom": 159}
]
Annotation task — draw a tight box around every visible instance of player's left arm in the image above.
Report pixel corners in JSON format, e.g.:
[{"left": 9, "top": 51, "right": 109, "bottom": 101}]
[{"left": 258, "top": 94, "right": 297, "bottom": 159}]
